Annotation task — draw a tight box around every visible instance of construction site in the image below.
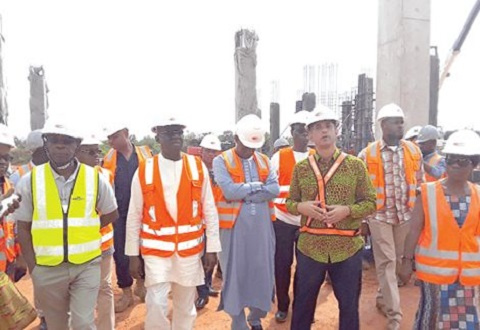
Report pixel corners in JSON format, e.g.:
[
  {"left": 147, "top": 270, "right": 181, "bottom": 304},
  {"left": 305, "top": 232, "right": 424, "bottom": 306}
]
[{"left": 1, "top": 0, "right": 480, "bottom": 329}]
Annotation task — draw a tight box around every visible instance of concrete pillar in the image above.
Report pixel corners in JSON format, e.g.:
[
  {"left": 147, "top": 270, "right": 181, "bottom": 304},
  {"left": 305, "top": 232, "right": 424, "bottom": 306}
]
[
  {"left": 29, "top": 66, "right": 49, "bottom": 130},
  {"left": 270, "top": 102, "right": 280, "bottom": 150},
  {"left": 376, "top": 0, "right": 431, "bottom": 137}
]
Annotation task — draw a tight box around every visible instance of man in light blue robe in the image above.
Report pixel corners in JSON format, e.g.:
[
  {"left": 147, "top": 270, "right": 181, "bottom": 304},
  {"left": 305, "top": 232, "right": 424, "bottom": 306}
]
[{"left": 213, "top": 114, "right": 279, "bottom": 330}]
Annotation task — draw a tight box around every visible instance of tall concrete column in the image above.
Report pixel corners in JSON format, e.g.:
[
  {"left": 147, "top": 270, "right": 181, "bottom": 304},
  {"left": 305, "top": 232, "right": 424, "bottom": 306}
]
[{"left": 376, "top": 0, "right": 431, "bottom": 137}]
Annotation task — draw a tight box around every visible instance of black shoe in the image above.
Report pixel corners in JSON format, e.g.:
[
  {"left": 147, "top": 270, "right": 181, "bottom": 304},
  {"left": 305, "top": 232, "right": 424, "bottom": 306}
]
[
  {"left": 39, "top": 317, "right": 48, "bottom": 330},
  {"left": 275, "top": 310, "right": 288, "bottom": 323},
  {"left": 208, "top": 286, "right": 220, "bottom": 297},
  {"left": 195, "top": 297, "right": 209, "bottom": 310},
  {"left": 250, "top": 325, "right": 263, "bottom": 330}
]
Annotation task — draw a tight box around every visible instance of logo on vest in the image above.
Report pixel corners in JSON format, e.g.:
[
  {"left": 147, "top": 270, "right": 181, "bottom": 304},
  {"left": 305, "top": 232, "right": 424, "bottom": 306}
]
[{"left": 72, "top": 196, "right": 84, "bottom": 201}]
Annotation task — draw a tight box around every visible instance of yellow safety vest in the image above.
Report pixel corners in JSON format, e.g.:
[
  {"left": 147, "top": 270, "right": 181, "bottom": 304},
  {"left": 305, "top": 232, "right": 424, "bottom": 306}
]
[{"left": 31, "top": 163, "right": 101, "bottom": 266}]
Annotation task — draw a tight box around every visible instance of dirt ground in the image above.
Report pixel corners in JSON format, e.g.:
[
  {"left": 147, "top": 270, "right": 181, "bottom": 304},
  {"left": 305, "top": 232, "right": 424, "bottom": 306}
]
[{"left": 17, "top": 263, "right": 419, "bottom": 330}]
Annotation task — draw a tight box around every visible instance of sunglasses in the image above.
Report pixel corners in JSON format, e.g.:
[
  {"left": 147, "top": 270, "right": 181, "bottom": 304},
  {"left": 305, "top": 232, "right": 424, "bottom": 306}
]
[{"left": 446, "top": 156, "right": 473, "bottom": 167}]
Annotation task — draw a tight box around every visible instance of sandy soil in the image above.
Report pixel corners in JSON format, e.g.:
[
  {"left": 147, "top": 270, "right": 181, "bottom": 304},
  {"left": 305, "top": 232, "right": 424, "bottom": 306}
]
[{"left": 17, "top": 263, "right": 419, "bottom": 330}]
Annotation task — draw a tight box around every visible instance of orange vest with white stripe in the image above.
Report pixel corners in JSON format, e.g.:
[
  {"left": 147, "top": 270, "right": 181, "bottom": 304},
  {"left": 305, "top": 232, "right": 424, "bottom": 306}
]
[
  {"left": 216, "top": 148, "right": 276, "bottom": 229},
  {"left": 97, "top": 167, "right": 114, "bottom": 252},
  {"left": 274, "top": 147, "right": 315, "bottom": 213},
  {"left": 365, "top": 140, "right": 421, "bottom": 210},
  {"left": 139, "top": 154, "right": 205, "bottom": 258},
  {"left": 415, "top": 181, "right": 480, "bottom": 285},
  {"left": 425, "top": 152, "right": 446, "bottom": 183},
  {"left": 0, "top": 179, "right": 16, "bottom": 272},
  {"left": 103, "top": 145, "right": 152, "bottom": 180}
]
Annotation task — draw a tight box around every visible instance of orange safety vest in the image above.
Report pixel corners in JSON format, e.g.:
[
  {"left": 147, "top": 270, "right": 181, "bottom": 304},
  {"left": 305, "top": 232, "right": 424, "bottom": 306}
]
[
  {"left": 0, "top": 179, "right": 16, "bottom": 272},
  {"left": 365, "top": 140, "right": 421, "bottom": 210},
  {"left": 216, "top": 148, "right": 276, "bottom": 229},
  {"left": 17, "top": 162, "right": 34, "bottom": 178},
  {"left": 103, "top": 145, "right": 152, "bottom": 180},
  {"left": 139, "top": 154, "right": 205, "bottom": 258},
  {"left": 298, "top": 152, "right": 359, "bottom": 237},
  {"left": 415, "top": 181, "right": 480, "bottom": 285},
  {"left": 274, "top": 147, "right": 315, "bottom": 213},
  {"left": 97, "top": 167, "right": 114, "bottom": 252},
  {"left": 425, "top": 152, "right": 447, "bottom": 183}
]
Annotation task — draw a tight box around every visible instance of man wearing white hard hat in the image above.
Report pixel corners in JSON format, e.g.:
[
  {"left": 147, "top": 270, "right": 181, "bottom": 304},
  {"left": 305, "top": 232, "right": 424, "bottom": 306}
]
[
  {"left": 125, "top": 115, "right": 221, "bottom": 329},
  {"left": 286, "top": 106, "right": 376, "bottom": 329},
  {"left": 404, "top": 125, "right": 422, "bottom": 143},
  {"left": 358, "top": 103, "right": 423, "bottom": 329},
  {"left": 10, "top": 129, "right": 48, "bottom": 187},
  {"left": 195, "top": 134, "right": 222, "bottom": 310},
  {"left": 76, "top": 135, "right": 115, "bottom": 330},
  {"left": 213, "top": 114, "right": 279, "bottom": 330},
  {"left": 270, "top": 110, "right": 313, "bottom": 323},
  {"left": 416, "top": 125, "right": 447, "bottom": 182},
  {"left": 400, "top": 130, "right": 480, "bottom": 329},
  {"left": 15, "top": 119, "right": 118, "bottom": 330},
  {"left": 102, "top": 123, "right": 152, "bottom": 312}
]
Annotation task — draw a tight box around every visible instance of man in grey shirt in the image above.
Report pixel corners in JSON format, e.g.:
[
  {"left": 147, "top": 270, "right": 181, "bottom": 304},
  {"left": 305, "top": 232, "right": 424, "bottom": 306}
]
[{"left": 15, "top": 120, "right": 118, "bottom": 330}]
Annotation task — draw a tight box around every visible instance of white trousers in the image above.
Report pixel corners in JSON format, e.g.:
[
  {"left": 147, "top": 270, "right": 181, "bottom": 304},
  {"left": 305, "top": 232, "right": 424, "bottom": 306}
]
[
  {"left": 145, "top": 282, "right": 197, "bottom": 330},
  {"left": 97, "top": 255, "right": 115, "bottom": 330}
]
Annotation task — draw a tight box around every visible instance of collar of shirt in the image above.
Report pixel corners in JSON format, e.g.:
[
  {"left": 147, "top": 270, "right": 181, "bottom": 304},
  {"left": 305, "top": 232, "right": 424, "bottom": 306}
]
[
  {"left": 50, "top": 160, "right": 80, "bottom": 184},
  {"left": 313, "top": 148, "right": 340, "bottom": 164},
  {"left": 380, "top": 139, "right": 402, "bottom": 152},
  {"left": 423, "top": 151, "right": 437, "bottom": 161}
]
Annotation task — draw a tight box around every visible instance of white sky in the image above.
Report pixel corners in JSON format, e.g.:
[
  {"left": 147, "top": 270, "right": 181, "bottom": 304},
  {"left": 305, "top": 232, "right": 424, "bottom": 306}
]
[{"left": 0, "top": 0, "right": 479, "bottom": 139}]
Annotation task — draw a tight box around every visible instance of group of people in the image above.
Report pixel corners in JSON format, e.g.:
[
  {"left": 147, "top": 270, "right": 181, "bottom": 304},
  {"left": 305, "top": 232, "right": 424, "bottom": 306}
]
[{"left": 0, "top": 102, "right": 479, "bottom": 330}]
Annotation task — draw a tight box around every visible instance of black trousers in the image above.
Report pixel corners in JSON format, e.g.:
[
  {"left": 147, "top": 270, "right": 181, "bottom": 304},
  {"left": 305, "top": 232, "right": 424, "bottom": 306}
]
[
  {"left": 291, "top": 250, "right": 362, "bottom": 330},
  {"left": 273, "top": 219, "right": 299, "bottom": 313}
]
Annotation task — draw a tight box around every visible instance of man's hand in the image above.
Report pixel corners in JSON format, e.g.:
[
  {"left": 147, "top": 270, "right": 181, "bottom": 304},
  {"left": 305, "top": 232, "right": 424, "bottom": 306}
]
[
  {"left": 398, "top": 258, "right": 414, "bottom": 284},
  {"left": 324, "top": 205, "right": 351, "bottom": 225},
  {"left": 129, "top": 256, "right": 144, "bottom": 279},
  {"left": 0, "top": 189, "right": 21, "bottom": 217},
  {"left": 14, "top": 254, "right": 28, "bottom": 273},
  {"left": 360, "top": 222, "right": 370, "bottom": 236},
  {"left": 297, "top": 201, "right": 326, "bottom": 220},
  {"left": 204, "top": 253, "right": 218, "bottom": 273}
]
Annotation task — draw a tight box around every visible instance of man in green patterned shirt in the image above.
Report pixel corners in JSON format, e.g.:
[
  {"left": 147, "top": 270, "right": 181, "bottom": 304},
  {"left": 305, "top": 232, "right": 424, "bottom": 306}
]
[{"left": 286, "top": 106, "right": 376, "bottom": 330}]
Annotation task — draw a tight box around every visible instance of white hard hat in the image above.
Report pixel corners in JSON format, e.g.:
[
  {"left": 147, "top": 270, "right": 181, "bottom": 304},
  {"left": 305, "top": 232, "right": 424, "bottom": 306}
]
[
  {"left": 235, "top": 114, "right": 266, "bottom": 149},
  {"left": 42, "top": 119, "right": 82, "bottom": 140},
  {"left": 377, "top": 103, "right": 405, "bottom": 122},
  {"left": 102, "top": 123, "right": 128, "bottom": 138},
  {"left": 443, "top": 129, "right": 480, "bottom": 156},
  {"left": 416, "top": 125, "right": 440, "bottom": 143},
  {"left": 289, "top": 110, "right": 311, "bottom": 126},
  {"left": 306, "top": 105, "right": 339, "bottom": 128},
  {"left": 273, "top": 138, "right": 289, "bottom": 149},
  {"left": 200, "top": 134, "right": 221, "bottom": 151},
  {"left": 81, "top": 134, "right": 102, "bottom": 146},
  {"left": 26, "top": 129, "right": 44, "bottom": 151},
  {"left": 0, "top": 124, "right": 15, "bottom": 148},
  {"left": 151, "top": 115, "right": 186, "bottom": 133},
  {"left": 404, "top": 126, "right": 422, "bottom": 140}
]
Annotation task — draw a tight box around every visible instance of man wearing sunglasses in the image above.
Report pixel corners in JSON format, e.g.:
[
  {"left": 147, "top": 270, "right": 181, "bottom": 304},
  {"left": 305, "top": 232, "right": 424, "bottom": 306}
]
[
  {"left": 15, "top": 119, "right": 118, "bottom": 330},
  {"left": 102, "top": 124, "right": 152, "bottom": 312},
  {"left": 125, "top": 116, "right": 221, "bottom": 329},
  {"left": 76, "top": 136, "right": 115, "bottom": 330},
  {"left": 359, "top": 103, "right": 424, "bottom": 330},
  {"left": 416, "top": 125, "right": 447, "bottom": 183}
]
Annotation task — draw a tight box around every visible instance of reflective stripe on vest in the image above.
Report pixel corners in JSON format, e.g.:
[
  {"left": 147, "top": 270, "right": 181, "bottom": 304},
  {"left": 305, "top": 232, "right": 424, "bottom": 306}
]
[
  {"left": 217, "top": 149, "right": 275, "bottom": 229},
  {"left": 97, "top": 167, "right": 114, "bottom": 251},
  {"left": 366, "top": 140, "right": 420, "bottom": 210},
  {"left": 32, "top": 163, "right": 101, "bottom": 266},
  {"left": 274, "top": 147, "right": 315, "bottom": 213},
  {"left": 415, "top": 181, "right": 480, "bottom": 285},
  {"left": 139, "top": 154, "right": 205, "bottom": 258}
]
